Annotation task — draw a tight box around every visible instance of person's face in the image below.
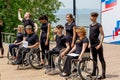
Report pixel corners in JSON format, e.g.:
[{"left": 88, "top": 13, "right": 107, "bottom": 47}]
[
  {"left": 18, "top": 26, "right": 23, "bottom": 32},
  {"left": 66, "top": 15, "right": 72, "bottom": 22},
  {"left": 26, "top": 28, "right": 32, "bottom": 34},
  {"left": 24, "top": 12, "right": 30, "bottom": 18},
  {"left": 90, "top": 16, "right": 97, "bottom": 22},
  {"left": 39, "top": 19, "right": 46, "bottom": 24},
  {"left": 77, "top": 30, "right": 83, "bottom": 37},
  {"left": 56, "top": 28, "right": 62, "bottom": 34}
]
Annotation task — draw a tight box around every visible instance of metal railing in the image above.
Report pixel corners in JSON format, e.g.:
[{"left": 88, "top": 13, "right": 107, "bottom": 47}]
[{"left": 1, "top": 32, "right": 16, "bottom": 43}]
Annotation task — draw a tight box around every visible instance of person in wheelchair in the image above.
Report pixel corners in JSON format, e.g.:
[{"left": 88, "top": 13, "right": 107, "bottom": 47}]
[
  {"left": 46, "top": 25, "right": 70, "bottom": 69},
  {"left": 61, "top": 27, "right": 89, "bottom": 77},
  {"left": 12, "top": 25, "right": 39, "bottom": 65},
  {"left": 9, "top": 25, "right": 24, "bottom": 60}
]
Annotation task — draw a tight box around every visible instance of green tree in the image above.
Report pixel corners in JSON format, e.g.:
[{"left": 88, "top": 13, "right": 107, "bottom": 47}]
[{"left": 0, "top": 0, "right": 62, "bottom": 33}]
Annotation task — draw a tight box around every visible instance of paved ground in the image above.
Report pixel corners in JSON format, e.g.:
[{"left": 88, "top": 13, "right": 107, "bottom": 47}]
[{"left": 0, "top": 43, "right": 120, "bottom": 80}]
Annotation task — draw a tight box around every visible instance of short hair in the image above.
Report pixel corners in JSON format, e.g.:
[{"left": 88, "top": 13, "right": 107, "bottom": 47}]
[
  {"left": 56, "top": 25, "right": 64, "bottom": 29},
  {"left": 76, "top": 26, "right": 86, "bottom": 37},
  {"left": 18, "top": 25, "right": 24, "bottom": 28},
  {"left": 26, "top": 12, "right": 31, "bottom": 17},
  {"left": 91, "top": 12, "right": 99, "bottom": 17},
  {"left": 38, "top": 15, "right": 48, "bottom": 21}
]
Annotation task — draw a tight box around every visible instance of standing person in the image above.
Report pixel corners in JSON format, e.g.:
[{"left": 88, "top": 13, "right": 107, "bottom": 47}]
[
  {"left": 18, "top": 9, "right": 38, "bottom": 33},
  {"left": 0, "top": 20, "right": 4, "bottom": 58},
  {"left": 39, "top": 15, "right": 51, "bottom": 66},
  {"left": 89, "top": 12, "right": 106, "bottom": 79},
  {"left": 9, "top": 25, "right": 24, "bottom": 60},
  {"left": 65, "top": 14, "right": 76, "bottom": 48}
]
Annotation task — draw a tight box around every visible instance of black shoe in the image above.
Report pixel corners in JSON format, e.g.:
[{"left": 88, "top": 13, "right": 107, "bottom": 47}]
[
  {"left": 98, "top": 75, "right": 106, "bottom": 79},
  {"left": 60, "top": 73, "right": 70, "bottom": 77}
]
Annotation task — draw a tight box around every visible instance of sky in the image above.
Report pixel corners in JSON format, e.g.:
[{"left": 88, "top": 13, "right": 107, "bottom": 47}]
[{"left": 59, "top": 0, "right": 101, "bottom": 9}]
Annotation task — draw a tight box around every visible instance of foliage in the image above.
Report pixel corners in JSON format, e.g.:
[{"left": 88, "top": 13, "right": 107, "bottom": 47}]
[{"left": 0, "top": 0, "right": 62, "bottom": 33}]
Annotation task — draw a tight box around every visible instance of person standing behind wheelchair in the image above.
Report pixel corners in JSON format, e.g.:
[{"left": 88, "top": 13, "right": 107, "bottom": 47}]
[
  {"left": 38, "top": 15, "right": 51, "bottom": 66},
  {"left": 89, "top": 12, "right": 106, "bottom": 79},
  {"left": 61, "top": 27, "right": 89, "bottom": 77},
  {"left": 12, "top": 25, "right": 39, "bottom": 65},
  {"left": 46, "top": 25, "right": 70, "bottom": 70},
  {"left": 9, "top": 25, "right": 24, "bottom": 60},
  {"left": 65, "top": 14, "right": 76, "bottom": 48}
]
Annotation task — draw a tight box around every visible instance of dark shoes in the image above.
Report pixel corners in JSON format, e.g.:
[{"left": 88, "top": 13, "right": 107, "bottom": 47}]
[
  {"left": 98, "top": 75, "right": 106, "bottom": 79},
  {"left": 61, "top": 72, "right": 70, "bottom": 77}
]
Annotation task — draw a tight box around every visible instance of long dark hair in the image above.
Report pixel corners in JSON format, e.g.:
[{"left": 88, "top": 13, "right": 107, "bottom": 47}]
[{"left": 66, "top": 14, "right": 75, "bottom": 22}]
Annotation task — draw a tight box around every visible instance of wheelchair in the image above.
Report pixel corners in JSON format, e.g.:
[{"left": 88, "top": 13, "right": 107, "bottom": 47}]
[
  {"left": 65, "top": 52, "right": 99, "bottom": 80},
  {"left": 45, "top": 49, "right": 66, "bottom": 75},
  {"left": 17, "top": 48, "right": 42, "bottom": 70}
]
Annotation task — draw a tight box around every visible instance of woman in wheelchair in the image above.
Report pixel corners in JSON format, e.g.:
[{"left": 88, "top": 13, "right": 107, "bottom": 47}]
[
  {"left": 61, "top": 27, "right": 89, "bottom": 77},
  {"left": 12, "top": 25, "right": 39, "bottom": 65},
  {"left": 9, "top": 25, "right": 24, "bottom": 60},
  {"left": 46, "top": 25, "right": 70, "bottom": 69}
]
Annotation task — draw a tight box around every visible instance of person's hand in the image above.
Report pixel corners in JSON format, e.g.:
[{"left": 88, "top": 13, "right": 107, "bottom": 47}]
[
  {"left": 60, "top": 53, "right": 65, "bottom": 58},
  {"left": 71, "top": 43, "right": 74, "bottom": 48},
  {"left": 45, "top": 41, "right": 48, "bottom": 46},
  {"left": 18, "top": 9, "right": 22, "bottom": 12},
  {"left": 95, "top": 44, "right": 101, "bottom": 50},
  {"left": 78, "top": 56, "right": 82, "bottom": 61},
  {"left": 88, "top": 44, "right": 91, "bottom": 48}
]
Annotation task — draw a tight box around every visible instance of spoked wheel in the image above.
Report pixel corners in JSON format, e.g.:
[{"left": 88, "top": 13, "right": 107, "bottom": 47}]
[
  {"left": 78, "top": 58, "right": 99, "bottom": 80},
  {"left": 29, "top": 51, "right": 42, "bottom": 69},
  {"left": 58, "top": 56, "right": 66, "bottom": 72}
]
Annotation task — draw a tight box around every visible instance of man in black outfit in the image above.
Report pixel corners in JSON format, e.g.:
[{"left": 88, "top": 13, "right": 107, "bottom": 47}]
[
  {"left": 0, "top": 20, "right": 4, "bottom": 58},
  {"left": 89, "top": 12, "right": 106, "bottom": 79},
  {"left": 12, "top": 25, "right": 39, "bottom": 64}
]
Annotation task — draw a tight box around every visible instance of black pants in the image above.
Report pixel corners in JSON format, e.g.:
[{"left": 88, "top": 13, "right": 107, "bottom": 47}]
[
  {"left": 0, "top": 39, "right": 4, "bottom": 55},
  {"left": 91, "top": 46, "right": 106, "bottom": 75},
  {"left": 15, "top": 47, "right": 30, "bottom": 64},
  {"left": 40, "top": 37, "right": 49, "bottom": 59},
  {"left": 63, "top": 55, "right": 78, "bottom": 75},
  {"left": 46, "top": 47, "right": 61, "bottom": 68}
]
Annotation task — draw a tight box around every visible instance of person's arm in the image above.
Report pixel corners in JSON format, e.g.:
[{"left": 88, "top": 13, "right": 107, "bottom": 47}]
[
  {"left": 69, "top": 45, "right": 76, "bottom": 54},
  {"left": 18, "top": 9, "right": 23, "bottom": 21},
  {"left": 71, "top": 26, "right": 76, "bottom": 48},
  {"left": 96, "top": 26, "right": 104, "bottom": 49},
  {"left": 78, "top": 43, "right": 88, "bottom": 61},
  {"left": 27, "top": 42, "right": 39, "bottom": 49},
  {"left": 61, "top": 42, "right": 70, "bottom": 57},
  {"left": 34, "top": 23, "right": 38, "bottom": 33},
  {"left": 45, "top": 23, "right": 51, "bottom": 45},
  {"left": 15, "top": 41, "right": 23, "bottom": 45}
]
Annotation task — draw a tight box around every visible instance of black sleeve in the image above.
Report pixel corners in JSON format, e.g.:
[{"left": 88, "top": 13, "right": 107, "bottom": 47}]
[
  {"left": 72, "top": 22, "right": 76, "bottom": 28},
  {"left": 34, "top": 34, "right": 39, "bottom": 42},
  {"left": 98, "top": 23, "right": 102, "bottom": 28},
  {"left": 64, "top": 36, "right": 69, "bottom": 44},
  {"left": 29, "top": 19, "right": 35, "bottom": 27},
  {"left": 83, "top": 37, "right": 89, "bottom": 44}
]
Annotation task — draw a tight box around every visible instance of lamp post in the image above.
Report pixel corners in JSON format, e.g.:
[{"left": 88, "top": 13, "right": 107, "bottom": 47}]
[{"left": 73, "top": 0, "right": 76, "bottom": 22}]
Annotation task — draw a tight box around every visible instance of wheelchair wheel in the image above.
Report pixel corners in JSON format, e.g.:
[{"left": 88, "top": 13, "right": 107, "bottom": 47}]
[
  {"left": 29, "top": 50, "right": 42, "bottom": 69},
  {"left": 58, "top": 56, "right": 66, "bottom": 72},
  {"left": 78, "top": 58, "right": 99, "bottom": 80}
]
